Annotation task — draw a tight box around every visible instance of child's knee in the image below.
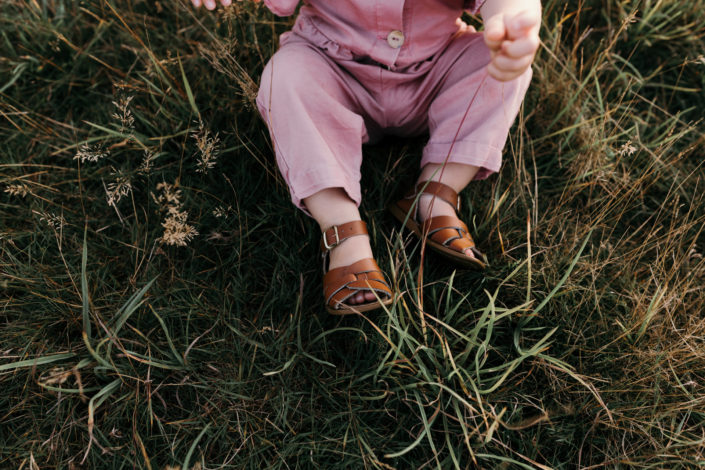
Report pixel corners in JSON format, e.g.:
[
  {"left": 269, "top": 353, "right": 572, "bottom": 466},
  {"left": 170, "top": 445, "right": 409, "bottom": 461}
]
[{"left": 257, "top": 44, "right": 331, "bottom": 110}]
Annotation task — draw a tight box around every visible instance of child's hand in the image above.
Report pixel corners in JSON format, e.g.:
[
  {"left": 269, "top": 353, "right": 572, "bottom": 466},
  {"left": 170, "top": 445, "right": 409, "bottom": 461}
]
[
  {"left": 483, "top": 10, "right": 540, "bottom": 82},
  {"left": 456, "top": 18, "right": 477, "bottom": 34},
  {"left": 191, "top": 0, "right": 259, "bottom": 11}
]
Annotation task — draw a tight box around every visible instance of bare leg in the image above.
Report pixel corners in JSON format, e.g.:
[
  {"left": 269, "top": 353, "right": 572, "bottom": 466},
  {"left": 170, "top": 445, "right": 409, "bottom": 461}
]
[
  {"left": 303, "top": 188, "right": 376, "bottom": 304},
  {"left": 416, "top": 162, "right": 480, "bottom": 260}
]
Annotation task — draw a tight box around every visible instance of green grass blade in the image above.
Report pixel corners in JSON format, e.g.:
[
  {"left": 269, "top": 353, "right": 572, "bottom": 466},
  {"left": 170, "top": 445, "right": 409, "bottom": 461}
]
[
  {"left": 0, "top": 353, "right": 77, "bottom": 372},
  {"left": 81, "top": 229, "right": 91, "bottom": 340},
  {"left": 182, "top": 423, "right": 211, "bottom": 470},
  {"left": 112, "top": 276, "right": 158, "bottom": 336},
  {"left": 178, "top": 54, "right": 200, "bottom": 117},
  {"left": 148, "top": 304, "right": 186, "bottom": 367}
]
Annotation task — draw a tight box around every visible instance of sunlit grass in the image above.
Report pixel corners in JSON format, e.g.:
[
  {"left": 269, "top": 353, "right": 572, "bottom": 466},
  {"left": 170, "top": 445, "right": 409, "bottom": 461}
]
[{"left": 1, "top": 0, "right": 704, "bottom": 467}]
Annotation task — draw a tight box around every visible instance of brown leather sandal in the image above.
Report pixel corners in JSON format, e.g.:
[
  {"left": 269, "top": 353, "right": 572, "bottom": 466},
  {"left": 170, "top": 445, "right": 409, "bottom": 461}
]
[
  {"left": 321, "top": 220, "right": 394, "bottom": 315},
  {"left": 389, "top": 181, "right": 487, "bottom": 269}
]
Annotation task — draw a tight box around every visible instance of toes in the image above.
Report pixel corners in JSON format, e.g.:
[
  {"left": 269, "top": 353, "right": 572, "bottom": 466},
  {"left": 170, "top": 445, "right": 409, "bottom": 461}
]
[
  {"left": 342, "top": 293, "right": 360, "bottom": 306},
  {"left": 345, "top": 291, "right": 378, "bottom": 307}
]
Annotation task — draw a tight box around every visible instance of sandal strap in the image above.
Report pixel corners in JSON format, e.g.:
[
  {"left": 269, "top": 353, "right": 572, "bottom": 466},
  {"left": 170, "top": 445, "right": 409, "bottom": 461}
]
[
  {"left": 424, "top": 215, "right": 476, "bottom": 249},
  {"left": 391, "top": 181, "right": 487, "bottom": 267},
  {"left": 323, "top": 258, "right": 392, "bottom": 309},
  {"left": 320, "top": 220, "right": 368, "bottom": 252},
  {"left": 414, "top": 181, "right": 460, "bottom": 211},
  {"left": 397, "top": 181, "right": 460, "bottom": 218}
]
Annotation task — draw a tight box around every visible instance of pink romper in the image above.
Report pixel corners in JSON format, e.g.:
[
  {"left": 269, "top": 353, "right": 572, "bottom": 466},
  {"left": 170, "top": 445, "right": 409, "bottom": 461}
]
[{"left": 255, "top": 0, "right": 532, "bottom": 211}]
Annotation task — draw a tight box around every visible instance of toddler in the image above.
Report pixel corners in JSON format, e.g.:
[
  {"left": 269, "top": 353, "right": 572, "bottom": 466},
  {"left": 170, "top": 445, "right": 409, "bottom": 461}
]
[{"left": 191, "top": 0, "right": 541, "bottom": 314}]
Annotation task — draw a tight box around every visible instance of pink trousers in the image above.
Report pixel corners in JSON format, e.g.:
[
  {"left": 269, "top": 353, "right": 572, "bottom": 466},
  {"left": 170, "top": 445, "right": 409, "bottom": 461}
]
[{"left": 256, "top": 30, "right": 531, "bottom": 212}]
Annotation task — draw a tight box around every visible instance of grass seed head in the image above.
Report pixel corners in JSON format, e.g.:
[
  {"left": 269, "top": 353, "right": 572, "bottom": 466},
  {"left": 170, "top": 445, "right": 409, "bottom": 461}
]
[
  {"left": 152, "top": 182, "right": 182, "bottom": 210},
  {"left": 159, "top": 210, "right": 199, "bottom": 247},
  {"left": 105, "top": 168, "right": 132, "bottom": 207},
  {"left": 111, "top": 94, "right": 135, "bottom": 132},
  {"left": 192, "top": 121, "right": 221, "bottom": 174},
  {"left": 138, "top": 148, "right": 157, "bottom": 175},
  {"left": 617, "top": 140, "right": 638, "bottom": 157},
  {"left": 212, "top": 205, "right": 232, "bottom": 218},
  {"left": 4, "top": 183, "right": 29, "bottom": 197},
  {"left": 152, "top": 181, "right": 198, "bottom": 246},
  {"left": 73, "top": 143, "right": 109, "bottom": 163},
  {"left": 39, "top": 212, "right": 65, "bottom": 231}
]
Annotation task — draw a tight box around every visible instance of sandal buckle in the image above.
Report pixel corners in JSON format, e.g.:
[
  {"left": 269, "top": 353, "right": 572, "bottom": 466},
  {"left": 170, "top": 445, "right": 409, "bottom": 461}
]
[{"left": 323, "top": 225, "right": 340, "bottom": 250}]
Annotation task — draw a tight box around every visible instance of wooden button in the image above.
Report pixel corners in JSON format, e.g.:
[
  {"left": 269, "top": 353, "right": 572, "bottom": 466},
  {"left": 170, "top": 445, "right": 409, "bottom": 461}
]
[{"left": 387, "top": 30, "right": 405, "bottom": 49}]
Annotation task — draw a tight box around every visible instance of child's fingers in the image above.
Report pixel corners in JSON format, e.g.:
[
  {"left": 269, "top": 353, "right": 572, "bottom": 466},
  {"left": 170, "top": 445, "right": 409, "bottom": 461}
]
[
  {"left": 193, "top": 0, "right": 245, "bottom": 10},
  {"left": 483, "top": 14, "right": 506, "bottom": 52},
  {"left": 511, "top": 12, "right": 540, "bottom": 31},
  {"left": 487, "top": 61, "right": 529, "bottom": 82},
  {"left": 487, "top": 62, "right": 514, "bottom": 82},
  {"left": 455, "top": 17, "right": 477, "bottom": 34},
  {"left": 492, "top": 54, "right": 533, "bottom": 74},
  {"left": 501, "top": 34, "right": 540, "bottom": 59},
  {"left": 506, "top": 10, "right": 540, "bottom": 40}
]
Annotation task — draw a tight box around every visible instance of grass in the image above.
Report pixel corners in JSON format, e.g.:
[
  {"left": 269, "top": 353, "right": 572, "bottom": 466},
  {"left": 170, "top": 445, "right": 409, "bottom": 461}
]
[{"left": 1, "top": 0, "right": 704, "bottom": 468}]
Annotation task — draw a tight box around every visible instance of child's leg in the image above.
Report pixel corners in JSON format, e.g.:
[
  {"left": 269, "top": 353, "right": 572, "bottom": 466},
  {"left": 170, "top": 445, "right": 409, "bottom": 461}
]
[
  {"left": 414, "top": 162, "right": 480, "bottom": 258},
  {"left": 421, "top": 32, "right": 532, "bottom": 183},
  {"left": 256, "top": 38, "right": 380, "bottom": 305},
  {"left": 417, "top": 33, "right": 532, "bottom": 259},
  {"left": 256, "top": 39, "right": 373, "bottom": 211},
  {"left": 304, "top": 188, "right": 376, "bottom": 304}
]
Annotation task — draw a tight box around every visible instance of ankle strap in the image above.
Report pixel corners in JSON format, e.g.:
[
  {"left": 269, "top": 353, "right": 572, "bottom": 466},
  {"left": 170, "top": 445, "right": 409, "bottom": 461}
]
[
  {"left": 321, "top": 220, "right": 368, "bottom": 252},
  {"left": 412, "top": 181, "right": 460, "bottom": 211}
]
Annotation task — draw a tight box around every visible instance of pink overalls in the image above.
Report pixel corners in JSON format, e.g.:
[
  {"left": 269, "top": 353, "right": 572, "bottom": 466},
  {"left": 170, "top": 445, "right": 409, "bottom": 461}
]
[{"left": 256, "top": 0, "right": 532, "bottom": 211}]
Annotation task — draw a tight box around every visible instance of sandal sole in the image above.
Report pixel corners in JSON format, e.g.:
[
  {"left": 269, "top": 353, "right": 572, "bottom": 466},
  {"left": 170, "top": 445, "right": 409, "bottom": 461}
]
[{"left": 326, "top": 296, "right": 394, "bottom": 315}]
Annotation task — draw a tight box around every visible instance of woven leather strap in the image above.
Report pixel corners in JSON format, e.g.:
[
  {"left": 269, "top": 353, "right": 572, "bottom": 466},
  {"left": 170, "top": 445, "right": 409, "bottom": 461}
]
[
  {"left": 399, "top": 181, "right": 477, "bottom": 252},
  {"left": 323, "top": 258, "right": 392, "bottom": 309},
  {"left": 423, "top": 215, "right": 477, "bottom": 252}
]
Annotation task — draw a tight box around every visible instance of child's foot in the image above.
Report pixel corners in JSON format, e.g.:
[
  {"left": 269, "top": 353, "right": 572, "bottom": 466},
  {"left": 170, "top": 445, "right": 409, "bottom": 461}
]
[
  {"left": 328, "top": 234, "right": 377, "bottom": 305},
  {"left": 415, "top": 194, "right": 479, "bottom": 262},
  {"left": 389, "top": 179, "right": 486, "bottom": 269}
]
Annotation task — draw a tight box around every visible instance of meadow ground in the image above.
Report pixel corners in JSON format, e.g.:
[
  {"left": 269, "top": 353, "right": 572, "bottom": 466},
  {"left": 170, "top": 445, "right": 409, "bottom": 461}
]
[{"left": 1, "top": 0, "right": 705, "bottom": 468}]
